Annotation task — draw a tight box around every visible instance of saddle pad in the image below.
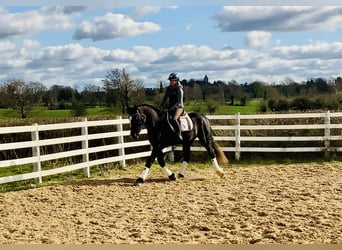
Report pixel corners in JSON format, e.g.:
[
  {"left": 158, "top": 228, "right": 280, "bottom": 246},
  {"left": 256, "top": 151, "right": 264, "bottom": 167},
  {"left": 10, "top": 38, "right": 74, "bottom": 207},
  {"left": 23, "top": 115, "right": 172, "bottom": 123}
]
[{"left": 179, "top": 113, "right": 193, "bottom": 131}]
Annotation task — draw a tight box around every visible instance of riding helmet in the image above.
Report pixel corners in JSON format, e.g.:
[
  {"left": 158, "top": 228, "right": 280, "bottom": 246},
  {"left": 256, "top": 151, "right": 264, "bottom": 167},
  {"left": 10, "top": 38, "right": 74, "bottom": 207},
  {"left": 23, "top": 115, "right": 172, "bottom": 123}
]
[{"left": 168, "top": 72, "right": 179, "bottom": 81}]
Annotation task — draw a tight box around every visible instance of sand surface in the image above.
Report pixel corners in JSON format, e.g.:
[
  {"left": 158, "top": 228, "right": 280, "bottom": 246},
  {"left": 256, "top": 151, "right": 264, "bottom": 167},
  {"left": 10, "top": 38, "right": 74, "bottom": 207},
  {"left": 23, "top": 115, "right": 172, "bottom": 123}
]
[{"left": 0, "top": 163, "right": 341, "bottom": 244}]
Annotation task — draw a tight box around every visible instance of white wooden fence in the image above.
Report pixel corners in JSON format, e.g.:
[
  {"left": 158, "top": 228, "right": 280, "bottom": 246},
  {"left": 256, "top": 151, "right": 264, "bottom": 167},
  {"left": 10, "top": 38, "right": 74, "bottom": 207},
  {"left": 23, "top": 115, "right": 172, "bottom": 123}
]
[
  {"left": 199, "top": 111, "right": 342, "bottom": 160},
  {"left": 1, "top": 111, "right": 342, "bottom": 185}
]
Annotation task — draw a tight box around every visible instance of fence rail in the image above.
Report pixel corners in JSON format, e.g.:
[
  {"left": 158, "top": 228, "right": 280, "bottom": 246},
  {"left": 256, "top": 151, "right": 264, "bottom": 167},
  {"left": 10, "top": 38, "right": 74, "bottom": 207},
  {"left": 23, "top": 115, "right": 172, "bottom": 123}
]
[
  {"left": 205, "top": 111, "right": 342, "bottom": 160},
  {"left": 1, "top": 111, "right": 342, "bottom": 185}
]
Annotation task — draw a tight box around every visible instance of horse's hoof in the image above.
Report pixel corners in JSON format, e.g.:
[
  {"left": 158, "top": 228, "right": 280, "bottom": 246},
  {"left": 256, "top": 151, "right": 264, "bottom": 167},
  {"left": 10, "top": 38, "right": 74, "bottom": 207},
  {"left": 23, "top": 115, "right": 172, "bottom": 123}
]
[
  {"left": 168, "top": 173, "right": 176, "bottom": 181},
  {"left": 136, "top": 177, "right": 144, "bottom": 185},
  {"left": 216, "top": 170, "right": 224, "bottom": 178},
  {"left": 178, "top": 173, "right": 185, "bottom": 179}
]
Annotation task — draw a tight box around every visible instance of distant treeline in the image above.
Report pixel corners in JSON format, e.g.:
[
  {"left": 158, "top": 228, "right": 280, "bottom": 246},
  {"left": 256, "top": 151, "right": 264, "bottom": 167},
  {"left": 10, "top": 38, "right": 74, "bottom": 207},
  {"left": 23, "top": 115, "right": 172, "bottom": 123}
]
[
  {"left": 157, "top": 76, "right": 342, "bottom": 112},
  {"left": 1, "top": 68, "right": 342, "bottom": 118}
]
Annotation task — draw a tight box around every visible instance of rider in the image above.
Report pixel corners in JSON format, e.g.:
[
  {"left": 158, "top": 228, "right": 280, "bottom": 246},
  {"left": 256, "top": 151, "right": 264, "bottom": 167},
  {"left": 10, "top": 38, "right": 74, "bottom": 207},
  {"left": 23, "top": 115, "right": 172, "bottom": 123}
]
[{"left": 159, "top": 72, "right": 184, "bottom": 141}]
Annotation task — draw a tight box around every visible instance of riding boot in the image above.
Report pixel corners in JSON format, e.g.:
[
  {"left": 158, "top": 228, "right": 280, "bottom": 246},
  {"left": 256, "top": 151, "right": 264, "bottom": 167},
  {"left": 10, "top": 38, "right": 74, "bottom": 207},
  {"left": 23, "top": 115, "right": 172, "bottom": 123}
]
[{"left": 174, "top": 120, "right": 183, "bottom": 141}]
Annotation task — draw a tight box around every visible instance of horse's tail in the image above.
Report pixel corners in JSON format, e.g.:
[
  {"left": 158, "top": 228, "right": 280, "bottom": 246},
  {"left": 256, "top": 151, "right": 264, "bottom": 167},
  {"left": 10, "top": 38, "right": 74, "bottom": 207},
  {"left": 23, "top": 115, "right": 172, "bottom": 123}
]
[
  {"left": 212, "top": 138, "right": 229, "bottom": 165},
  {"left": 200, "top": 113, "right": 229, "bottom": 165}
]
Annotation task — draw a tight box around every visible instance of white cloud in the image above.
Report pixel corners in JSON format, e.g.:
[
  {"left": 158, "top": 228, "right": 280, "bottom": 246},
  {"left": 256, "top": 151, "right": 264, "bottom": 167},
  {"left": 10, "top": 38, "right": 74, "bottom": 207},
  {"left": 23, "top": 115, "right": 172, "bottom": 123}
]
[
  {"left": 0, "top": 41, "right": 16, "bottom": 53},
  {"left": 73, "top": 13, "right": 161, "bottom": 41},
  {"left": 131, "top": 5, "right": 178, "bottom": 18},
  {"left": 0, "top": 7, "right": 76, "bottom": 39},
  {"left": 272, "top": 41, "right": 342, "bottom": 59},
  {"left": 213, "top": 6, "right": 342, "bottom": 32},
  {"left": 103, "top": 49, "right": 137, "bottom": 62},
  {"left": 131, "top": 6, "right": 163, "bottom": 18},
  {"left": 245, "top": 31, "right": 272, "bottom": 48},
  {"left": 1, "top": 38, "right": 342, "bottom": 88}
]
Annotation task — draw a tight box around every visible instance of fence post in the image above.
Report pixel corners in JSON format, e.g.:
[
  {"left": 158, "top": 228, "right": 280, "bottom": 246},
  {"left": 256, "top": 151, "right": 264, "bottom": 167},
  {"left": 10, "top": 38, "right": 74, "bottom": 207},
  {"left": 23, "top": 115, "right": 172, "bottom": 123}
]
[
  {"left": 235, "top": 112, "right": 241, "bottom": 160},
  {"left": 168, "top": 146, "right": 175, "bottom": 162},
  {"left": 324, "top": 111, "right": 331, "bottom": 157},
  {"left": 117, "top": 116, "right": 126, "bottom": 168},
  {"left": 81, "top": 117, "right": 90, "bottom": 177},
  {"left": 31, "top": 123, "right": 42, "bottom": 184}
]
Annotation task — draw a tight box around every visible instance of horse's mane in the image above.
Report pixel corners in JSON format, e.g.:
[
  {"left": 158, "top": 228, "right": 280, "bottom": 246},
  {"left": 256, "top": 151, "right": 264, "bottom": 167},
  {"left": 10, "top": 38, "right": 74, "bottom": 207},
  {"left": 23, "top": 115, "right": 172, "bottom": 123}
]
[{"left": 138, "top": 103, "right": 162, "bottom": 116}]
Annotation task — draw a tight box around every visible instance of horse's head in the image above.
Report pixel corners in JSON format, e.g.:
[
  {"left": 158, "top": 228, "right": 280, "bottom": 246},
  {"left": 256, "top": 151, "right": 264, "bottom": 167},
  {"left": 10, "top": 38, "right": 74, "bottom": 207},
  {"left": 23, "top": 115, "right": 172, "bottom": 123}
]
[{"left": 127, "top": 105, "right": 146, "bottom": 140}]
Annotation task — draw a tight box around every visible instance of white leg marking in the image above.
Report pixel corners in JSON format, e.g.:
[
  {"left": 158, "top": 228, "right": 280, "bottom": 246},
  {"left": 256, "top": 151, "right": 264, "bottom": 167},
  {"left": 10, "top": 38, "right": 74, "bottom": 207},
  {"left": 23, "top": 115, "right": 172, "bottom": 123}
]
[
  {"left": 163, "top": 167, "right": 173, "bottom": 177},
  {"left": 140, "top": 167, "right": 150, "bottom": 180},
  {"left": 179, "top": 161, "right": 188, "bottom": 176},
  {"left": 212, "top": 157, "right": 224, "bottom": 178}
]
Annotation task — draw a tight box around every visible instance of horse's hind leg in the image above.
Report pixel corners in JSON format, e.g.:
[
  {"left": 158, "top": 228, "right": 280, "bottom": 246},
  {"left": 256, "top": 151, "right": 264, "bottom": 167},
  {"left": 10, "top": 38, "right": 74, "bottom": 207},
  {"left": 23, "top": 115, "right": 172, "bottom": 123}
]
[
  {"left": 211, "top": 157, "right": 224, "bottom": 178},
  {"left": 178, "top": 143, "right": 191, "bottom": 178},
  {"left": 178, "top": 161, "right": 188, "bottom": 179},
  {"left": 198, "top": 124, "right": 224, "bottom": 178},
  {"left": 204, "top": 142, "right": 224, "bottom": 178}
]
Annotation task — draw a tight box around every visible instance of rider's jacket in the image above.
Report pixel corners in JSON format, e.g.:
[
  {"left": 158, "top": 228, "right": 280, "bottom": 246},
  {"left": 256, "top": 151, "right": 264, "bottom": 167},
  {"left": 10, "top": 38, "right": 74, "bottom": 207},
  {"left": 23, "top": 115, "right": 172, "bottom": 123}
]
[{"left": 159, "top": 83, "right": 184, "bottom": 112}]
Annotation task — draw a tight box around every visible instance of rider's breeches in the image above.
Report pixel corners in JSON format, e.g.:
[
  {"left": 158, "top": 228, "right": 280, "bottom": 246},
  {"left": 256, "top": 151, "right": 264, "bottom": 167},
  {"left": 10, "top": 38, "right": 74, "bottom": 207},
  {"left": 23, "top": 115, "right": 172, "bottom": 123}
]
[{"left": 172, "top": 108, "right": 184, "bottom": 121}]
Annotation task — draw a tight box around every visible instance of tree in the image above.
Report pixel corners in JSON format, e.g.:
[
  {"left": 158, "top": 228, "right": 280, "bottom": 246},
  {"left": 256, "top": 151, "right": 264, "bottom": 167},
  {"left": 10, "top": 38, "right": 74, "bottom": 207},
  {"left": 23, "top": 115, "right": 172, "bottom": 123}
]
[
  {"left": 0, "top": 80, "right": 45, "bottom": 118},
  {"left": 335, "top": 76, "right": 342, "bottom": 92},
  {"left": 44, "top": 85, "right": 78, "bottom": 109},
  {"left": 102, "top": 68, "right": 144, "bottom": 114},
  {"left": 264, "top": 84, "right": 280, "bottom": 100},
  {"left": 158, "top": 81, "right": 164, "bottom": 94},
  {"left": 250, "top": 81, "right": 266, "bottom": 98},
  {"left": 278, "top": 78, "right": 302, "bottom": 97},
  {"left": 44, "top": 85, "right": 59, "bottom": 109},
  {"left": 26, "top": 82, "right": 46, "bottom": 105},
  {"left": 225, "top": 81, "right": 244, "bottom": 105},
  {"left": 130, "top": 79, "right": 145, "bottom": 105},
  {"left": 82, "top": 84, "right": 100, "bottom": 107},
  {"left": 184, "top": 83, "right": 202, "bottom": 102}
]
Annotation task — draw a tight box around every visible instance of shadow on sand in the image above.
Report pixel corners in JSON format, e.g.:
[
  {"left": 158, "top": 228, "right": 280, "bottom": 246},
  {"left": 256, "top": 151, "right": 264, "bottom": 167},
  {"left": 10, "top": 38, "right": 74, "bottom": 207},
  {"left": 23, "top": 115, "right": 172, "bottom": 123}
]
[{"left": 63, "top": 176, "right": 207, "bottom": 187}]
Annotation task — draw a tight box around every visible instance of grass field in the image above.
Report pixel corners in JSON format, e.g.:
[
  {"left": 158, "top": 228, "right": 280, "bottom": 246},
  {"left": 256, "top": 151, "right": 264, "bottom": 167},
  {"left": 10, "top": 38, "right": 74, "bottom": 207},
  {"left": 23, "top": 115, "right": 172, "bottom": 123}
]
[
  {"left": 0, "top": 106, "right": 122, "bottom": 120},
  {"left": 0, "top": 99, "right": 263, "bottom": 120},
  {"left": 216, "top": 99, "right": 261, "bottom": 114},
  {"left": 181, "top": 99, "right": 261, "bottom": 115}
]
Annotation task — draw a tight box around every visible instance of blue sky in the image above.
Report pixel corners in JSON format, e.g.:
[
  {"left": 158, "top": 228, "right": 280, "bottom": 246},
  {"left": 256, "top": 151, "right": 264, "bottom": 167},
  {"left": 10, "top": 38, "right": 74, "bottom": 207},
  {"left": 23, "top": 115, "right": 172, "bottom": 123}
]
[{"left": 1, "top": 1, "right": 342, "bottom": 89}]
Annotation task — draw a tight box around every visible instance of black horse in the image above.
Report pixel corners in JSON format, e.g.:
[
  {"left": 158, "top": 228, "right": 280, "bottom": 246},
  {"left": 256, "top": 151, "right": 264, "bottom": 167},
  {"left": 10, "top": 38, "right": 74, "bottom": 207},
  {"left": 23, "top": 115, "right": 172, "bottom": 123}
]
[{"left": 127, "top": 104, "right": 228, "bottom": 184}]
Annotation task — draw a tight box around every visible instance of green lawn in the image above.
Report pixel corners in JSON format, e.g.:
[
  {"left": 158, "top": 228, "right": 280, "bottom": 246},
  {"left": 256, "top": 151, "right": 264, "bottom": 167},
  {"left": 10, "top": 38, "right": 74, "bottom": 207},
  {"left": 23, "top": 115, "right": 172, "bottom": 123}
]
[
  {"left": 217, "top": 99, "right": 261, "bottom": 114},
  {"left": 186, "top": 99, "right": 262, "bottom": 115},
  {"left": 0, "top": 100, "right": 262, "bottom": 120},
  {"left": 0, "top": 107, "right": 121, "bottom": 120},
  {"left": 0, "top": 107, "right": 71, "bottom": 119},
  {"left": 0, "top": 108, "right": 21, "bottom": 118}
]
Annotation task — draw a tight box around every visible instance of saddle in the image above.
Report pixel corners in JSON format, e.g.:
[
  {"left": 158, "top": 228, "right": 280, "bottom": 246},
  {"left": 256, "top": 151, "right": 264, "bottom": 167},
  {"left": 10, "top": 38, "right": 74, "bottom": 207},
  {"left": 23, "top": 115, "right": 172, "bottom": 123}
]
[
  {"left": 178, "top": 112, "right": 193, "bottom": 131},
  {"left": 164, "top": 110, "right": 193, "bottom": 132}
]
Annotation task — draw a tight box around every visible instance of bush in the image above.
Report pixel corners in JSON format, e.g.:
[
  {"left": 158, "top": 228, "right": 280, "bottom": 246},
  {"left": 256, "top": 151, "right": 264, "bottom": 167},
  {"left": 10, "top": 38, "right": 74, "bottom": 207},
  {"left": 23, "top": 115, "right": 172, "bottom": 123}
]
[
  {"left": 275, "top": 99, "right": 289, "bottom": 111},
  {"left": 259, "top": 100, "right": 267, "bottom": 112},
  {"left": 70, "top": 101, "right": 87, "bottom": 117},
  {"left": 206, "top": 102, "right": 218, "bottom": 114}
]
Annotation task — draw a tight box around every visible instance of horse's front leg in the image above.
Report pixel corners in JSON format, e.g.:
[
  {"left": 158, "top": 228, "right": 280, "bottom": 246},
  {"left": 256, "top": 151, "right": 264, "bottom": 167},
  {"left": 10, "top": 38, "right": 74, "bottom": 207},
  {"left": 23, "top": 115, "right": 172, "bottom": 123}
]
[
  {"left": 136, "top": 147, "right": 176, "bottom": 184},
  {"left": 156, "top": 148, "right": 176, "bottom": 181},
  {"left": 136, "top": 148, "right": 158, "bottom": 184}
]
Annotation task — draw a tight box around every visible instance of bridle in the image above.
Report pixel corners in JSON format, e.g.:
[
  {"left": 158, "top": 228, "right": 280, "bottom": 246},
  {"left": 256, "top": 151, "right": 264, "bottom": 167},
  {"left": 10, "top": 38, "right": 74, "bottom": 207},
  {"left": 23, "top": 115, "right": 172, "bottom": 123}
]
[{"left": 129, "top": 109, "right": 146, "bottom": 129}]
